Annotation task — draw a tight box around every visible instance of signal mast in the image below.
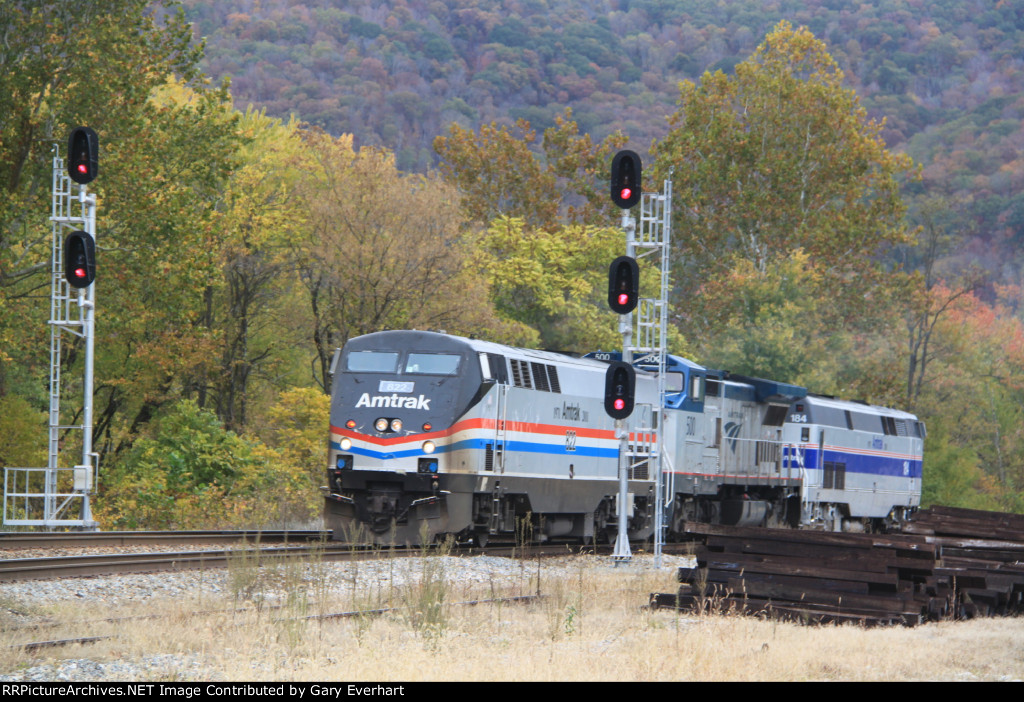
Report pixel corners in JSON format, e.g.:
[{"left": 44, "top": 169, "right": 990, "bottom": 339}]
[{"left": 3, "top": 127, "right": 100, "bottom": 528}]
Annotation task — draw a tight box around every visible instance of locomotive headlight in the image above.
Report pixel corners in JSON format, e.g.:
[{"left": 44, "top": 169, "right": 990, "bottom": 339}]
[
  {"left": 346, "top": 419, "right": 356, "bottom": 429},
  {"left": 375, "top": 417, "right": 389, "bottom": 432},
  {"left": 390, "top": 418, "right": 403, "bottom": 432},
  {"left": 340, "top": 437, "right": 352, "bottom": 451},
  {"left": 422, "top": 440, "right": 436, "bottom": 454}
]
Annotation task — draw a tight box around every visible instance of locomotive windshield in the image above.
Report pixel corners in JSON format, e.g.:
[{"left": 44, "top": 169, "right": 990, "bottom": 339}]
[
  {"left": 404, "top": 353, "right": 460, "bottom": 375},
  {"left": 346, "top": 351, "right": 399, "bottom": 373},
  {"left": 342, "top": 350, "right": 462, "bottom": 376}
]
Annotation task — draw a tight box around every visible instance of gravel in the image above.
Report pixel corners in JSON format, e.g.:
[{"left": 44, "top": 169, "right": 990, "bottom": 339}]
[{"left": 1, "top": 552, "right": 689, "bottom": 682}]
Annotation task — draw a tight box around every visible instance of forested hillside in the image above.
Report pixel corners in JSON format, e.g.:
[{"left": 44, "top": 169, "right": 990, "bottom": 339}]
[
  {"left": 184, "top": 0, "right": 1024, "bottom": 275},
  {"left": 2, "top": 1, "right": 1024, "bottom": 528}
]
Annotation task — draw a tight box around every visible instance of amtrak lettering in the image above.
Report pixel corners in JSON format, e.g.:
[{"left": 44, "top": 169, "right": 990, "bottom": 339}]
[
  {"left": 553, "top": 402, "right": 589, "bottom": 422},
  {"left": 354, "top": 393, "right": 431, "bottom": 410}
]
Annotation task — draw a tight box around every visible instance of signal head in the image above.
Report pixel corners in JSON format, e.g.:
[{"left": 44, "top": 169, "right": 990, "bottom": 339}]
[
  {"left": 610, "top": 150, "right": 642, "bottom": 209},
  {"left": 608, "top": 255, "right": 639, "bottom": 314},
  {"left": 604, "top": 361, "right": 636, "bottom": 420},
  {"left": 64, "top": 231, "right": 96, "bottom": 289},
  {"left": 67, "top": 127, "right": 99, "bottom": 185}
]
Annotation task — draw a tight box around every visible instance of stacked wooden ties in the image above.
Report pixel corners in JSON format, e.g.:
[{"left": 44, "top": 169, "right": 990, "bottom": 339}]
[
  {"left": 902, "top": 505, "right": 1024, "bottom": 618},
  {"left": 649, "top": 506, "right": 1024, "bottom": 626}
]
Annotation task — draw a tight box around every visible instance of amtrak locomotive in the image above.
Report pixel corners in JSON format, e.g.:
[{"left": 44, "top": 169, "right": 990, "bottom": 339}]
[{"left": 323, "top": 330, "right": 923, "bottom": 544}]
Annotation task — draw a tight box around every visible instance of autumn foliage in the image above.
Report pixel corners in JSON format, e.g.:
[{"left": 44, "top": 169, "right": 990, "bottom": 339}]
[{"left": 2, "top": 6, "right": 1023, "bottom": 526}]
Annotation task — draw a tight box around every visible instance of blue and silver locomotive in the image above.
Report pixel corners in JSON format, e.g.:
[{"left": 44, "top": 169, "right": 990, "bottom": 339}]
[{"left": 324, "top": 330, "right": 923, "bottom": 544}]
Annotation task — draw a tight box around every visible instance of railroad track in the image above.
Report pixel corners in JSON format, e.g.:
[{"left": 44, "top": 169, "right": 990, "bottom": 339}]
[
  {"left": 7, "top": 594, "right": 545, "bottom": 652},
  {"left": 0, "top": 530, "right": 646, "bottom": 582},
  {"left": 0, "top": 529, "right": 330, "bottom": 549},
  {"left": 0, "top": 543, "right": 356, "bottom": 581}
]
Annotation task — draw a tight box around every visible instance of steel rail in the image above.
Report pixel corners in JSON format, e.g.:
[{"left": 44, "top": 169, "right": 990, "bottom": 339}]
[
  {"left": 0, "top": 529, "right": 330, "bottom": 549},
  {"left": 0, "top": 543, "right": 369, "bottom": 582}
]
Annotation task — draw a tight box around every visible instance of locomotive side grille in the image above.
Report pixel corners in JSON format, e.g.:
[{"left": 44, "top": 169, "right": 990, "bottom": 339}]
[
  {"left": 485, "top": 443, "right": 494, "bottom": 472},
  {"left": 510, "top": 359, "right": 532, "bottom": 388},
  {"left": 895, "top": 419, "right": 908, "bottom": 436},
  {"left": 531, "top": 362, "right": 550, "bottom": 391},
  {"left": 756, "top": 440, "right": 780, "bottom": 466},
  {"left": 509, "top": 359, "right": 524, "bottom": 388},
  {"left": 521, "top": 360, "right": 533, "bottom": 388},
  {"left": 629, "top": 460, "right": 649, "bottom": 480},
  {"left": 547, "top": 365, "right": 561, "bottom": 393}
]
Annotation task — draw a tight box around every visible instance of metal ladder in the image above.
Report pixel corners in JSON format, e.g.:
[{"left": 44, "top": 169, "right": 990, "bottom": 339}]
[
  {"left": 625, "top": 178, "right": 672, "bottom": 561},
  {"left": 3, "top": 146, "right": 97, "bottom": 528}
]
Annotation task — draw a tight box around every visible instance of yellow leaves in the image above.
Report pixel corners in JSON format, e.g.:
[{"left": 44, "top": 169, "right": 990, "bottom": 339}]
[
  {"left": 0, "top": 395, "right": 47, "bottom": 468},
  {"left": 477, "top": 216, "right": 631, "bottom": 351},
  {"left": 436, "top": 110, "right": 626, "bottom": 230},
  {"left": 656, "top": 19, "right": 916, "bottom": 379}
]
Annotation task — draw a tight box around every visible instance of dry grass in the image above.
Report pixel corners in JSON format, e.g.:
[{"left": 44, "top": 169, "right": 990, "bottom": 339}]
[{"left": 2, "top": 554, "right": 1024, "bottom": 682}]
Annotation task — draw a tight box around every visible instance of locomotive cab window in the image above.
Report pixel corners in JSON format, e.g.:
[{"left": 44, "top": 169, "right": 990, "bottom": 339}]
[
  {"left": 405, "top": 353, "right": 461, "bottom": 375},
  {"left": 346, "top": 351, "right": 399, "bottom": 373},
  {"left": 690, "top": 374, "right": 704, "bottom": 402},
  {"left": 478, "top": 353, "right": 493, "bottom": 380}
]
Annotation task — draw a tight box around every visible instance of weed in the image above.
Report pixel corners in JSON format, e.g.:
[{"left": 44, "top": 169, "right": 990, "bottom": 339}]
[
  {"left": 226, "top": 537, "right": 267, "bottom": 610},
  {"left": 563, "top": 604, "right": 578, "bottom": 636},
  {"left": 400, "top": 524, "right": 453, "bottom": 648}
]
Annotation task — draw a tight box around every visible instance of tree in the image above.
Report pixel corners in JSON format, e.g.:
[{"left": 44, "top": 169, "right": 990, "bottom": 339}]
[
  {"left": 434, "top": 119, "right": 558, "bottom": 230},
  {"left": 477, "top": 217, "right": 626, "bottom": 352},
  {"left": 0, "top": 3, "right": 245, "bottom": 476},
  {"left": 203, "top": 110, "right": 307, "bottom": 430},
  {"left": 434, "top": 109, "right": 628, "bottom": 231},
  {"left": 294, "top": 129, "right": 522, "bottom": 388},
  {"left": 88, "top": 79, "right": 243, "bottom": 457},
  {"left": 652, "top": 21, "right": 917, "bottom": 371},
  {"left": 96, "top": 398, "right": 318, "bottom": 529},
  {"left": 0, "top": 1, "right": 209, "bottom": 398},
  {"left": 899, "top": 196, "right": 984, "bottom": 409}
]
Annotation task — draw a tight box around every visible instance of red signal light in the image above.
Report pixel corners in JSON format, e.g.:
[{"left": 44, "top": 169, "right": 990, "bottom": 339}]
[
  {"left": 67, "top": 127, "right": 98, "bottom": 185},
  {"left": 63, "top": 231, "right": 96, "bottom": 289},
  {"left": 608, "top": 256, "right": 639, "bottom": 314},
  {"left": 610, "top": 150, "right": 642, "bottom": 209},
  {"left": 604, "top": 361, "right": 636, "bottom": 419}
]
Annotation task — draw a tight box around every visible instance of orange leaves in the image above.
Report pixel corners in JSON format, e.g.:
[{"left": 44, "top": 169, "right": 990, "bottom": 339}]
[{"left": 933, "top": 283, "right": 1024, "bottom": 389}]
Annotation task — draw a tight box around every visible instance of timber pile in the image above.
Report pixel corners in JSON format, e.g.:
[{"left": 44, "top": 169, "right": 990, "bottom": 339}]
[
  {"left": 650, "top": 513, "right": 1024, "bottom": 626},
  {"left": 902, "top": 505, "right": 1024, "bottom": 555},
  {"left": 902, "top": 505, "right": 1024, "bottom": 618}
]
